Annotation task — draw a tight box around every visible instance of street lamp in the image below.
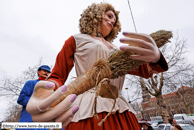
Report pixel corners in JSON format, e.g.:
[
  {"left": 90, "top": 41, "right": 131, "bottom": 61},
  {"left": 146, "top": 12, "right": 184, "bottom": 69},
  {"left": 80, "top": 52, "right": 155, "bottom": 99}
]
[{"left": 125, "top": 87, "right": 131, "bottom": 103}]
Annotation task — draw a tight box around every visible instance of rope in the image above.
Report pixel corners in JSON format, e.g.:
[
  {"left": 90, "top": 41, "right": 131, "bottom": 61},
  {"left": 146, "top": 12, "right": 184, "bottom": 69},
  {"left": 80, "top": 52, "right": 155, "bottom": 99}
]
[{"left": 127, "top": 0, "right": 137, "bottom": 33}]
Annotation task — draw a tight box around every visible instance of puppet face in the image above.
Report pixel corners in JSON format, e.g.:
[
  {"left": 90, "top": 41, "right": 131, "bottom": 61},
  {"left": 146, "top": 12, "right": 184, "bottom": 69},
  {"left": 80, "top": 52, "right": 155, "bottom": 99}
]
[
  {"left": 100, "top": 10, "right": 116, "bottom": 38},
  {"left": 38, "top": 69, "right": 50, "bottom": 79}
]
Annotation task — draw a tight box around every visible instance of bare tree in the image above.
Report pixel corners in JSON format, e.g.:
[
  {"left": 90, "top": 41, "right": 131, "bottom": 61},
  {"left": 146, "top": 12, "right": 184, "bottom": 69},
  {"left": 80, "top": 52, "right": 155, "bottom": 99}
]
[
  {"left": 0, "top": 58, "right": 42, "bottom": 100},
  {"left": 4, "top": 102, "right": 22, "bottom": 122},
  {"left": 0, "top": 58, "right": 45, "bottom": 121},
  {"left": 168, "top": 74, "right": 194, "bottom": 115},
  {"left": 140, "top": 74, "right": 170, "bottom": 123},
  {"left": 176, "top": 88, "right": 194, "bottom": 115},
  {"left": 130, "top": 101, "right": 143, "bottom": 119},
  {"left": 125, "top": 33, "right": 194, "bottom": 123}
]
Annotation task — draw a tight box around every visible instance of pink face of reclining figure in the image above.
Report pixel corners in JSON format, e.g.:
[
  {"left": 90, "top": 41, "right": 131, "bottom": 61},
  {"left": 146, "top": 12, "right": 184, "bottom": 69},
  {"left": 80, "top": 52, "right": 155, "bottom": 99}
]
[{"left": 99, "top": 10, "right": 116, "bottom": 38}]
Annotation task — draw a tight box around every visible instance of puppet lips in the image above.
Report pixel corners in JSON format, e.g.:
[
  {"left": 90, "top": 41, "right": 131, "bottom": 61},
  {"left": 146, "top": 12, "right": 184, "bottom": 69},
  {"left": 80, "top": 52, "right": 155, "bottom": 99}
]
[{"left": 107, "top": 22, "right": 113, "bottom": 30}]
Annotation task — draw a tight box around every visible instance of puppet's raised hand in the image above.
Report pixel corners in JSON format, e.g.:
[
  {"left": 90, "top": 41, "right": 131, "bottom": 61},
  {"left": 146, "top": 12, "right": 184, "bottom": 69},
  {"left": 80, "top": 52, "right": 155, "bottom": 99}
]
[
  {"left": 119, "top": 32, "right": 161, "bottom": 63},
  {"left": 26, "top": 81, "right": 79, "bottom": 128}
]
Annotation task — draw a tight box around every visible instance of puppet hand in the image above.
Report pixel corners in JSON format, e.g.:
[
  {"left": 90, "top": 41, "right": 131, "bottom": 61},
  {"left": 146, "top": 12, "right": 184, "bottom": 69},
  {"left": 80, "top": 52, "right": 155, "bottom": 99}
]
[
  {"left": 119, "top": 32, "right": 160, "bottom": 63},
  {"left": 26, "top": 81, "right": 79, "bottom": 128}
]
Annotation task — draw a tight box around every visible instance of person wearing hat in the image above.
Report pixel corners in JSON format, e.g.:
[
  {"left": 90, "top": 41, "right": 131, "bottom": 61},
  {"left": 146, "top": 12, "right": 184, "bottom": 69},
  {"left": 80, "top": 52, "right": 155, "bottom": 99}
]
[
  {"left": 37, "top": 65, "right": 51, "bottom": 80},
  {"left": 17, "top": 65, "right": 51, "bottom": 129},
  {"left": 139, "top": 119, "right": 154, "bottom": 130}
]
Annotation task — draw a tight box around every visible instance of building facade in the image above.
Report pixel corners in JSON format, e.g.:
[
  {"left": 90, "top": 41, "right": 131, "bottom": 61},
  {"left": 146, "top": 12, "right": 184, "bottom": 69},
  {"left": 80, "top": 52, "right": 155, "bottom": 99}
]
[{"left": 141, "top": 86, "right": 194, "bottom": 120}]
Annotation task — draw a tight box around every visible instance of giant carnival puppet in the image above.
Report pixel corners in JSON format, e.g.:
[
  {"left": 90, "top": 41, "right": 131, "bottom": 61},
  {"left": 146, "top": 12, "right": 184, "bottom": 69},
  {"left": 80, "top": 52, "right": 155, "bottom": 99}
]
[{"left": 26, "top": 3, "right": 171, "bottom": 130}]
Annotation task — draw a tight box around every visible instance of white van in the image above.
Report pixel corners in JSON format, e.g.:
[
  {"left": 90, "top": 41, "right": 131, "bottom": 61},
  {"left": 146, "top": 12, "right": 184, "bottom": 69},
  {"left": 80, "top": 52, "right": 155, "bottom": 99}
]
[
  {"left": 174, "top": 114, "right": 188, "bottom": 121},
  {"left": 174, "top": 114, "right": 194, "bottom": 123},
  {"left": 188, "top": 116, "right": 194, "bottom": 122}
]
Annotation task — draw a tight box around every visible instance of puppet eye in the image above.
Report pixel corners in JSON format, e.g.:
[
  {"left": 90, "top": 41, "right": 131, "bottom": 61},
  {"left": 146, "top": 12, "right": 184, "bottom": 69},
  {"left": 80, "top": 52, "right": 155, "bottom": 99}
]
[{"left": 108, "top": 15, "right": 111, "bottom": 18}]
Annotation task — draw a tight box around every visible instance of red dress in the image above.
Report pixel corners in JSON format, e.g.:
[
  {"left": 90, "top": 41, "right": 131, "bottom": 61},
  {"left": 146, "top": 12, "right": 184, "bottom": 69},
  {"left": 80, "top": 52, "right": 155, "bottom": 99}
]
[{"left": 47, "top": 35, "right": 168, "bottom": 130}]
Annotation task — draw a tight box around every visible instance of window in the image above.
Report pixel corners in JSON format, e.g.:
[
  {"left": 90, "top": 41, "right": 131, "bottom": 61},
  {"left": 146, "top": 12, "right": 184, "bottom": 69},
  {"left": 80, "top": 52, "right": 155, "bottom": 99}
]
[
  {"left": 144, "top": 114, "right": 148, "bottom": 119},
  {"left": 150, "top": 102, "right": 155, "bottom": 107},
  {"left": 149, "top": 113, "right": 153, "bottom": 117},
  {"left": 156, "top": 112, "right": 160, "bottom": 116},
  {"left": 171, "top": 100, "right": 174, "bottom": 105},
  {"left": 165, "top": 126, "right": 170, "bottom": 130},
  {"left": 158, "top": 125, "right": 165, "bottom": 129}
]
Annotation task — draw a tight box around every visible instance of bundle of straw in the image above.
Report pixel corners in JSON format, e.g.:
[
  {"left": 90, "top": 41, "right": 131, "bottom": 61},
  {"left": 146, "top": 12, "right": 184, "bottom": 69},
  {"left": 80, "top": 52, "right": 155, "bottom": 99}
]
[{"left": 51, "top": 30, "right": 172, "bottom": 125}]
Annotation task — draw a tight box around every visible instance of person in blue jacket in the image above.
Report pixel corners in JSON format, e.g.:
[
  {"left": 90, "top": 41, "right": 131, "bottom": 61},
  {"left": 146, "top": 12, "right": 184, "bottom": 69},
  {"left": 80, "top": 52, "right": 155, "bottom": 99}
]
[{"left": 17, "top": 65, "right": 51, "bottom": 124}]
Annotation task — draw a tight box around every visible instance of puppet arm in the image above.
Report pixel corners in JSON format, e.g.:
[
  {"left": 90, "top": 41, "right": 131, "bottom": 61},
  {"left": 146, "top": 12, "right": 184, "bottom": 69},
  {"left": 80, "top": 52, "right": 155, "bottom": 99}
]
[
  {"left": 120, "top": 32, "right": 168, "bottom": 78},
  {"left": 26, "top": 36, "right": 78, "bottom": 128}
]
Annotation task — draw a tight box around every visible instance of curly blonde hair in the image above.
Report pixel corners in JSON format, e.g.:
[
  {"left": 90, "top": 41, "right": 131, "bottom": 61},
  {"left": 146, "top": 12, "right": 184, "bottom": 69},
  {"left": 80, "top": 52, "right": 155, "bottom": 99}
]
[{"left": 79, "top": 3, "right": 121, "bottom": 43}]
